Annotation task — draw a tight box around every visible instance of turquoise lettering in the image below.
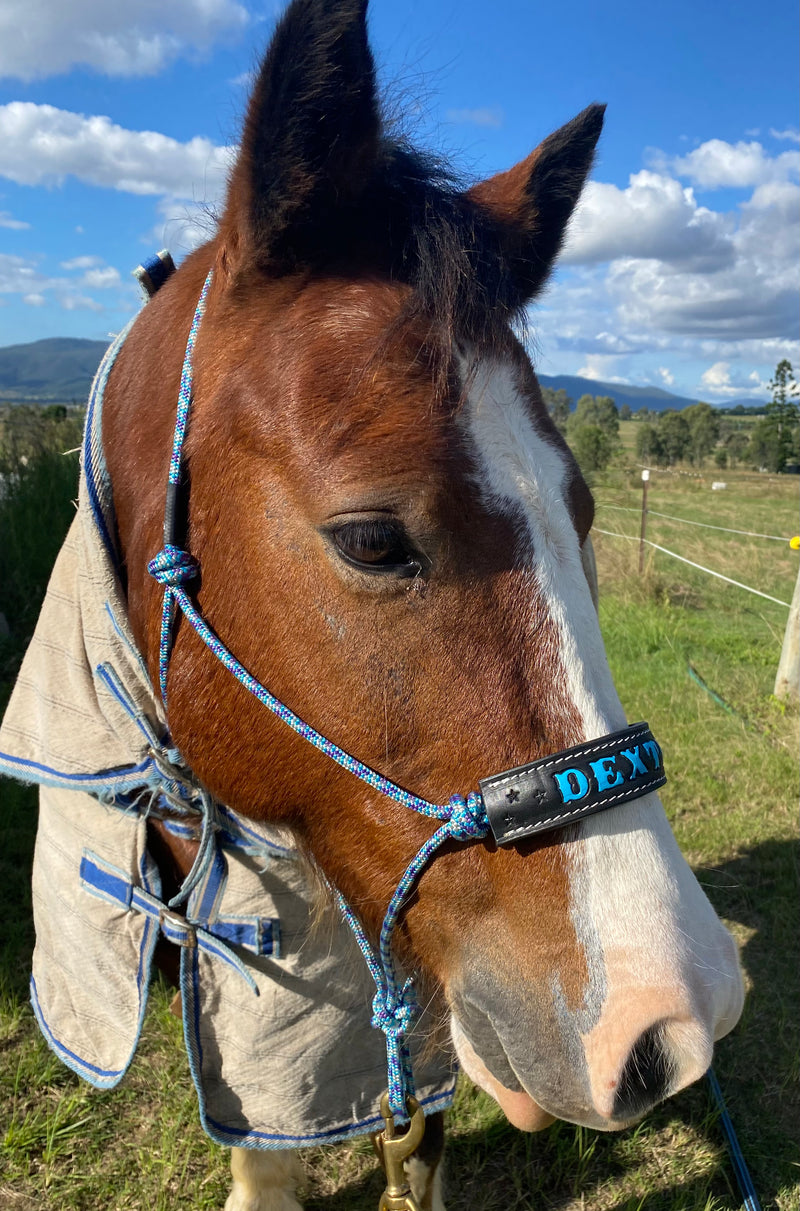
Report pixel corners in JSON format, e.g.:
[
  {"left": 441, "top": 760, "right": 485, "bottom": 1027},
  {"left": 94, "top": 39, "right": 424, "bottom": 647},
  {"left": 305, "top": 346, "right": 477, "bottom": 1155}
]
[
  {"left": 642, "top": 740, "right": 662, "bottom": 769},
  {"left": 554, "top": 768, "right": 590, "bottom": 803},
  {"left": 620, "top": 746, "right": 647, "bottom": 777},
  {"left": 589, "top": 756, "right": 625, "bottom": 791}
]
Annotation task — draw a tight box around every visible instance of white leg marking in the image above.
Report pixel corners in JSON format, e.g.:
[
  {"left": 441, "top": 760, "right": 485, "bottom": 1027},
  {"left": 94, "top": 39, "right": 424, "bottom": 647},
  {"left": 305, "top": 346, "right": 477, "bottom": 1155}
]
[
  {"left": 224, "top": 1147, "right": 304, "bottom": 1211},
  {"left": 406, "top": 1153, "right": 446, "bottom": 1211}
]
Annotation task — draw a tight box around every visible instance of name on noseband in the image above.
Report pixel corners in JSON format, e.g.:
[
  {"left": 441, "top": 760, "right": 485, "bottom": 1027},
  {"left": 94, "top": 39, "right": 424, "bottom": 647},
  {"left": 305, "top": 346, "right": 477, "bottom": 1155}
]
[{"left": 480, "top": 722, "right": 666, "bottom": 846}]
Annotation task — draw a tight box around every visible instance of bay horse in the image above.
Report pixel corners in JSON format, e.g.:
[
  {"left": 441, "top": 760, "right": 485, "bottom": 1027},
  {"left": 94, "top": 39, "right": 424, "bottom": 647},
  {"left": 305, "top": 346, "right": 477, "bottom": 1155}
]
[{"left": 1, "top": 0, "right": 744, "bottom": 1208}]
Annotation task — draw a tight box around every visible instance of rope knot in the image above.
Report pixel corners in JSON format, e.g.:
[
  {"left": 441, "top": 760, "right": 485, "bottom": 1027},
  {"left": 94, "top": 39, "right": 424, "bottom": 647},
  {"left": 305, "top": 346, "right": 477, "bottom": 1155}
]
[
  {"left": 148, "top": 545, "right": 199, "bottom": 587},
  {"left": 447, "top": 792, "right": 489, "bottom": 841},
  {"left": 371, "top": 982, "right": 417, "bottom": 1038}
]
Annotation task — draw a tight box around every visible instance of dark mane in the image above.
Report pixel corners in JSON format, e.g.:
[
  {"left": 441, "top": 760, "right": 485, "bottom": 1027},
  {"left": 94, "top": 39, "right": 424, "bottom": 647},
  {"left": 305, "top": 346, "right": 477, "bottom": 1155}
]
[
  {"left": 260, "top": 133, "right": 533, "bottom": 349},
  {"left": 363, "top": 139, "right": 526, "bottom": 348},
  {"left": 223, "top": 0, "right": 604, "bottom": 355}
]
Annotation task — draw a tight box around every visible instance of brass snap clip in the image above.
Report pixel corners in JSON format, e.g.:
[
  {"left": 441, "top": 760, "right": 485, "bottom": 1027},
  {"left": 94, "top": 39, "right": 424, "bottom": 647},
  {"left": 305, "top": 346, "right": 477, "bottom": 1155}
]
[{"left": 373, "top": 1091, "right": 426, "bottom": 1211}]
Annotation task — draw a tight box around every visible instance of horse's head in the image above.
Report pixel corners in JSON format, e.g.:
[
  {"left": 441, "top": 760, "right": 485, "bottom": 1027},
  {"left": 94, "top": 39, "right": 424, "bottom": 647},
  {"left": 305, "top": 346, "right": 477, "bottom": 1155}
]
[{"left": 106, "top": 0, "right": 743, "bottom": 1132}]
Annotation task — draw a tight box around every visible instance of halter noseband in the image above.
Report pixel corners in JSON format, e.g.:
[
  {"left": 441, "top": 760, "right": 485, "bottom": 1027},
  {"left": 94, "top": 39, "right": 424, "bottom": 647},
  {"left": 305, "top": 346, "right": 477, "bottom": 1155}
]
[{"left": 146, "top": 267, "right": 666, "bottom": 1117}]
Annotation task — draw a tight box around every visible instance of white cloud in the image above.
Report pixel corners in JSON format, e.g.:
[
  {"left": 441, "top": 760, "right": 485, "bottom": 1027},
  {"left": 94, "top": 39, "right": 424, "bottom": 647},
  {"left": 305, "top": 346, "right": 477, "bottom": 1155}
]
[
  {"left": 151, "top": 193, "right": 219, "bottom": 253},
  {"left": 0, "top": 103, "right": 233, "bottom": 200},
  {"left": 653, "top": 138, "right": 799, "bottom": 189},
  {"left": 554, "top": 140, "right": 799, "bottom": 352},
  {"left": 701, "top": 362, "right": 733, "bottom": 392},
  {"left": 0, "top": 251, "right": 132, "bottom": 315},
  {"left": 0, "top": 253, "right": 46, "bottom": 297},
  {"left": 770, "top": 128, "right": 800, "bottom": 144},
  {"left": 61, "top": 294, "right": 104, "bottom": 312},
  {"left": 563, "top": 170, "right": 735, "bottom": 270},
  {"left": 698, "top": 360, "right": 771, "bottom": 398},
  {"left": 576, "top": 354, "right": 630, "bottom": 383},
  {"left": 83, "top": 266, "right": 122, "bottom": 289},
  {"left": 61, "top": 255, "right": 102, "bottom": 270},
  {"left": 0, "top": 209, "right": 30, "bottom": 229},
  {"left": 656, "top": 366, "right": 674, "bottom": 387},
  {"left": 446, "top": 107, "right": 503, "bottom": 129},
  {"left": 0, "top": 0, "right": 248, "bottom": 81}
]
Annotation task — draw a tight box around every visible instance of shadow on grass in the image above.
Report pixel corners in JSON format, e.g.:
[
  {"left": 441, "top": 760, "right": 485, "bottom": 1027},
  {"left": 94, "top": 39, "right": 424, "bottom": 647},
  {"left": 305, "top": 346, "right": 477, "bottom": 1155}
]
[
  {"left": 0, "top": 780, "right": 37, "bottom": 1003},
  {"left": 1, "top": 772, "right": 796, "bottom": 1209}
]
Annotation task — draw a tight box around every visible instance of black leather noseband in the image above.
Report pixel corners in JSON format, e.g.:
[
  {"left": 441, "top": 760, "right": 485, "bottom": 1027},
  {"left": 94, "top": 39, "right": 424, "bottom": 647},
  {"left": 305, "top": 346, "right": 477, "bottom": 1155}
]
[{"left": 480, "top": 722, "right": 666, "bottom": 846}]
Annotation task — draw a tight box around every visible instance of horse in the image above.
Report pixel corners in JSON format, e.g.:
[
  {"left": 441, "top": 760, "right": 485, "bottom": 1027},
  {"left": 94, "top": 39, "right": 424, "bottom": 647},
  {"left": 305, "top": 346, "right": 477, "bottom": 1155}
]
[{"left": 0, "top": 1, "right": 744, "bottom": 1208}]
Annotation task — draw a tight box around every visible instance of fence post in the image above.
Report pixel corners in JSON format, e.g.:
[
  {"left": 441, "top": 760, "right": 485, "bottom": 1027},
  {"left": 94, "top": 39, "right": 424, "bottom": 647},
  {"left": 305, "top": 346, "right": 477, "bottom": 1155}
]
[
  {"left": 774, "top": 561, "right": 800, "bottom": 702},
  {"left": 638, "top": 469, "right": 650, "bottom": 575}
]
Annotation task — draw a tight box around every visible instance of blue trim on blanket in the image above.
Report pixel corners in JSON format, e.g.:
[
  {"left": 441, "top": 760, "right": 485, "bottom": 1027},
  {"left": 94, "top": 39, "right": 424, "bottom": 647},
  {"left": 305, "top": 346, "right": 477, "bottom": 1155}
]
[
  {"left": 29, "top": 839, "right": 161, "bottom": 1091},
  {"left": 82, "top": 318, "right": 136, "bottom": 569},
  {"left": 104, "top": 600, "right": 153, "bottom": 686},
  {"left": 30, "top": 975, "right": 128, "bottom": 1087},
  {"left": 180, "top": 944, "right": 456, "bottom": 1150},
  {"left": 94, "top": 662, "right": 161, "bottom": 749},
  {"left": 216, "top": 803, "right": 294, "bottom": 859},
  {"left": 0, "top": 749, "right": 157, "bottom": 791},
  {"left": 202, "top": 1080, "right": 458, "bottom": 1149}
]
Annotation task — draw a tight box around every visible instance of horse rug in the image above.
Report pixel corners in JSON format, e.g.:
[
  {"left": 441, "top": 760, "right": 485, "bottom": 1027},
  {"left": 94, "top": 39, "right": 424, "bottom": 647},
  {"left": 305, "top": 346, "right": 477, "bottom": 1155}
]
[{"left": 0, "top": 350, "right": 456, "bottom": 1148}]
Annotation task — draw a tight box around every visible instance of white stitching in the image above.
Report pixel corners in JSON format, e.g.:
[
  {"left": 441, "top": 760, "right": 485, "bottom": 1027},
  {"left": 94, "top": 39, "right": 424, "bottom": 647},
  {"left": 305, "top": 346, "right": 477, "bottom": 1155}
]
[
  {"left": 484, "top": 725, "right": 652, "bottom": 791},
  {"left": 497, "top": 774, "right": 666, "bottom": 840}
]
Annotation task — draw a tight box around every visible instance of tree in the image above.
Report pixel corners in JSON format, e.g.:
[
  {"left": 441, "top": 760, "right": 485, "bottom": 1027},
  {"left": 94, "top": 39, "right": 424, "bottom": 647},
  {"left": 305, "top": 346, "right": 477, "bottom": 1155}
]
[
  {"left": 42, "top": 403, "right": 68, "bottom": 421},
  {"left": 568, "top": 394, "right": 620, "bottom": 441},
  {"left": 657, "top": 411, "right": 691, "bottom": 465},
  {"left": 569, "top": 423, "right": 613, "bottom": 472},
  {"left": 762, "top": 360, "right": 800, "bottom": 472},
  {"left": 635, "top": 423, "right": 664, "bottom": 464},
  {"left": 683, "top": 402, "right": 720, "bottom": 466},
  {"left": 541, "top": 387, "right": 571, "bottom": 433},
  {"left": 724, "top": 429, "right": 749, "bottom": 467},
  {"left": 619, "top": 403, "right": 632, "bottom": 421},
  {"left": 748, "top": 419, "right": 783, "bottom": 472}
]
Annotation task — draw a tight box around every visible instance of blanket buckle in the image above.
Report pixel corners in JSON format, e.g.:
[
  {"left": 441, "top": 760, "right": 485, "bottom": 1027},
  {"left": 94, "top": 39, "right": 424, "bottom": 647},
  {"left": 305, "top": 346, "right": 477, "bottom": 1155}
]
[{"left": 158, "top": 906, "right": 197, "bottom": 948}]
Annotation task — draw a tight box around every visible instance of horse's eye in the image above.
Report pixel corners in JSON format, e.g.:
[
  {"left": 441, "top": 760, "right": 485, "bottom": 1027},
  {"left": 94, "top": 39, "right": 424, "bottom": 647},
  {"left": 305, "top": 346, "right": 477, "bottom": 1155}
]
[{"left": 330, "top": 520, "right": 420, "bottom": 576}]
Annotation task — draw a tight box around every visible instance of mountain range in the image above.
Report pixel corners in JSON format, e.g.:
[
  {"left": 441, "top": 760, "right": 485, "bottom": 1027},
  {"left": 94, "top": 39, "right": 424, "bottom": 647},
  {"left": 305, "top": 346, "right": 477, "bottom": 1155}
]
[{"left": 0, "top": 337, "right": 766, "bottom": 412}]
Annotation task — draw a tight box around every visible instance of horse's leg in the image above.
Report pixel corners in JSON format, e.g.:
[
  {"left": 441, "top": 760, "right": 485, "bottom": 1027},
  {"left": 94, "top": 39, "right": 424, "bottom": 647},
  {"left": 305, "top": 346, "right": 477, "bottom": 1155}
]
[
  {"left": 405, "top": 1111, "right": 446, "bottom": 1211},
  {"left": 223, "top": 1147, "right": 304, "bottom": 1211}
]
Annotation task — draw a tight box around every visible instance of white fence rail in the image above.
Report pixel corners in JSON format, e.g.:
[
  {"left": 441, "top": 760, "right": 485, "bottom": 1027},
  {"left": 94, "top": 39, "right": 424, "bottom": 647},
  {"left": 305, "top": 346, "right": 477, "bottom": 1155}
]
[{"left": 593, "top": 527, "right": 792, "bottom": 608}]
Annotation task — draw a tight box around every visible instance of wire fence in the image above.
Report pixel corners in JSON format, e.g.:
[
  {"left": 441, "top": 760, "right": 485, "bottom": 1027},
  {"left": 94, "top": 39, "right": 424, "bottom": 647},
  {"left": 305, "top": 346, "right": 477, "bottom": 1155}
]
[
  {"left": 593, "top": 528, "right": 792, "bottom": 609},
  {"left": 598, "top": 504, "right": 789, "bottom": 543}
]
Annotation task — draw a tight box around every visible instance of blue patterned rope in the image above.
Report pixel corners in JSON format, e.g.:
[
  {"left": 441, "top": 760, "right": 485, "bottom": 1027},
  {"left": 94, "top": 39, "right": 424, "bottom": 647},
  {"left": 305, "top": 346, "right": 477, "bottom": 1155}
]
[
  {"left": 147, "top": 266, "right": 491, "bottom": 1119},
  {"left": 334, "top": 791, "right": 488, "bottom": 1114},
  {"left": 169, "top": 270, "right": 213, "bottom": 489}
]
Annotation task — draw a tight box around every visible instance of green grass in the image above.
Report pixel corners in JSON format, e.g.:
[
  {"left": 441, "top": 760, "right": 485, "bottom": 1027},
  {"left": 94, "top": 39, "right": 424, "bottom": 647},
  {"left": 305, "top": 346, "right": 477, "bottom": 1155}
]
[{"left": 0, "top": 454, "right": 798, "bottom": 1210}]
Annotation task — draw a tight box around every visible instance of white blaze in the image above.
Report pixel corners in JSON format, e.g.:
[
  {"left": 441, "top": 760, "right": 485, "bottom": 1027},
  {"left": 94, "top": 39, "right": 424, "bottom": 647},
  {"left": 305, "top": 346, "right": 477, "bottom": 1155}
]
[
  {"left": 463, "top": 355, "right": 624, "bottom": 737},
  {"left": 462, "top": 354, "right": 743, "bottom": 1117}
]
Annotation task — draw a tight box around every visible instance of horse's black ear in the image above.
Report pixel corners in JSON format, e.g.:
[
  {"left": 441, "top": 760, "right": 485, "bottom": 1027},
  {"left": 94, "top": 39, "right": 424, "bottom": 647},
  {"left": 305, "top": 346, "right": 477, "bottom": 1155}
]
[
  {"left": 220, "top": 0, "right": 380, "bottom": 272},
  {"left": 468, "top": 104, "right": 605, "bottom": 303}
]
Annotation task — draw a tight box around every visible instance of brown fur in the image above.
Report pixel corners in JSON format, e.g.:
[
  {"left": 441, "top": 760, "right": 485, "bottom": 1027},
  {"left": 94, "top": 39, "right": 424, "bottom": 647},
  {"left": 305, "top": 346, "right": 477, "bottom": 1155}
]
[{"left": 102, "top": 0, "right": 608, "bottom": 1142}]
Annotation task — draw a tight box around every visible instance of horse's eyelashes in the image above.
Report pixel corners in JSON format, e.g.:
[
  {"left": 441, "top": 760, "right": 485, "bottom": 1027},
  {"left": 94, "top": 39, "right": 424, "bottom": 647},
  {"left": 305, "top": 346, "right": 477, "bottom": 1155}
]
[{"left": 329, "top": 520, "right": 420, "bottom": 576}]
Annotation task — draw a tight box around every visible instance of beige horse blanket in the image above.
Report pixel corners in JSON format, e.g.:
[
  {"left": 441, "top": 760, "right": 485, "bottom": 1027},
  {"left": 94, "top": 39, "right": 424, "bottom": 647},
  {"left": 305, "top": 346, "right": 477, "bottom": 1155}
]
[{"left": 0, "top": 328, "right": 456, "bottom": 1148}]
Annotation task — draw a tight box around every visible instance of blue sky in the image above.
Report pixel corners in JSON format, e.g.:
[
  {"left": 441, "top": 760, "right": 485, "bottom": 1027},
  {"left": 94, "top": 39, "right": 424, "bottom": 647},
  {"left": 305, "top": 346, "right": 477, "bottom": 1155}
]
[{"left": 1, "top": 0, "right": 798, "bottom": 403}]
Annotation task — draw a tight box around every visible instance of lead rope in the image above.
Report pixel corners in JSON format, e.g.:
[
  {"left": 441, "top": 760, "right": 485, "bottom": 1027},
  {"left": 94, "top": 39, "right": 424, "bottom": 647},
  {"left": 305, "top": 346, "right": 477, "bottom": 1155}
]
[
  {"left": 146, "top": 268, "right": 491, "bottom": 1122},
  {"left": 144, "top": 264, "right": 759, "bottom": 1210},
  {"left": 706, "top": 1069, "right": 762, "bottom": 1211}
]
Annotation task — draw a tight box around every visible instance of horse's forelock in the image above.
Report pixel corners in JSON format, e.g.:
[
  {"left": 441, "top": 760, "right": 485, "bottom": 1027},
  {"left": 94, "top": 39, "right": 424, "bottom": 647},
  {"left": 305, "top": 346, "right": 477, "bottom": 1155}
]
[{"left": 217, "top": 0, "right": 603, "bottom": 352}]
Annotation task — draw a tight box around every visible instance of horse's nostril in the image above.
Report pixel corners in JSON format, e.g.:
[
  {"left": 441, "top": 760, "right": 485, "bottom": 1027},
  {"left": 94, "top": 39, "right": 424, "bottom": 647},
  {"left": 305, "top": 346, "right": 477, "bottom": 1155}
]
[{"left": 612, "top": 1025, "right": 673, "bottom": 1120}]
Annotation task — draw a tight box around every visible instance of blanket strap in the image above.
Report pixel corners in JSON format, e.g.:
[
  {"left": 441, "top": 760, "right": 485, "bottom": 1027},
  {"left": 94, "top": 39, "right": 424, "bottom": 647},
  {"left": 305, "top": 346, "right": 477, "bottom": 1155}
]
[{"left": 80, "top": 850, "right": 279, "bottom": 993}]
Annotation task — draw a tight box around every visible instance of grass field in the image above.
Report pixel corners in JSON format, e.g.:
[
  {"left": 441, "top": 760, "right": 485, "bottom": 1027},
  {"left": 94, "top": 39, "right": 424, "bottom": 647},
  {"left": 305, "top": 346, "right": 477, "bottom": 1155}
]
[{"left": 1, "top": 450, "right": 798, "bottom": 1210}]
